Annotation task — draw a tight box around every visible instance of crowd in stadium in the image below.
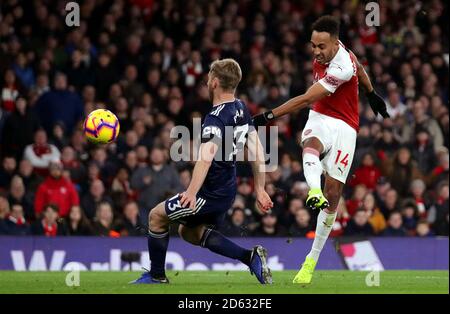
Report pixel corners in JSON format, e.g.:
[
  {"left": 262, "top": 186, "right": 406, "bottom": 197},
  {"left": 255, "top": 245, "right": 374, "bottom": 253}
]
[{"left": 0, "top": 0, "right": 448, "bottom": 238}]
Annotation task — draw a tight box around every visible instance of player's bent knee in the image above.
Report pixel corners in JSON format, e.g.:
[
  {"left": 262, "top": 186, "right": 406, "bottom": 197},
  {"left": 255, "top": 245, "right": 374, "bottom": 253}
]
[
  {"left": 149, "top": 203, "right": 168, "bottom": 231},
  {"left": 178, "top": 225, "right": 203, "bottom": 246}
]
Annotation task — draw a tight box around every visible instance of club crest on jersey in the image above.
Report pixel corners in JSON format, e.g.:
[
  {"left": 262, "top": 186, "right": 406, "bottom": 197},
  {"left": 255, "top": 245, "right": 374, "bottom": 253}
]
[{"left": 233, "top": 109, "right": 244, "bottom": 123}]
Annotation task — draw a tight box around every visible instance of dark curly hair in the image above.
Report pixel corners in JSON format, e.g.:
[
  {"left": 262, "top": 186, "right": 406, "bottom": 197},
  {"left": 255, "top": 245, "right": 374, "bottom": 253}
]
[{"left": 311, "top": 15, "right": 340, "bottom": 37}]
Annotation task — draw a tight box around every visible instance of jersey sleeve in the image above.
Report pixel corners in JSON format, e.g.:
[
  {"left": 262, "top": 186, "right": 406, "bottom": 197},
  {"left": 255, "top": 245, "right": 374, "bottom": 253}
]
[
  {"left": 201, "top": 114, "right": 225, "bottom": 146},
  {"left": 318, "top": 63, "right": 354, "bottom": 93}
]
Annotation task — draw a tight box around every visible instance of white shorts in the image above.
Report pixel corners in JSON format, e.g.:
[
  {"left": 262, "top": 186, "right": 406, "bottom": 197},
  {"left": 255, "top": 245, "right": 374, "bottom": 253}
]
[{"left": 300, "top": 110, "right": 357, "bottom": 183}]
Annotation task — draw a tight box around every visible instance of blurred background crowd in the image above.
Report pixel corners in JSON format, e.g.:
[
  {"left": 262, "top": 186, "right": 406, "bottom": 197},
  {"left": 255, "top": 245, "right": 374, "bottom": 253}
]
[{"left": 0, "top": 0, "right": 448, "bottom": 238}]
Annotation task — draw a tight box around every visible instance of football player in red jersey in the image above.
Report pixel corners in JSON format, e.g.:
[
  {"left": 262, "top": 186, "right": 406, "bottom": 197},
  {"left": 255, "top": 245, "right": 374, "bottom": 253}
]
[{"left": 253, "top": 15, "right": 389, "bottom": 284}]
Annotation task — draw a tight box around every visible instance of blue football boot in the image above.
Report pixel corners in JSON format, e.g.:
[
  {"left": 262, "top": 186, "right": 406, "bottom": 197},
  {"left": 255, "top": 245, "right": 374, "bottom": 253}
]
[
  {"left": 249, "top": 245, "right": 273, "bottom": 284},
  {"left": 129, "top": 271, "right": 169, "bottom": 284}
]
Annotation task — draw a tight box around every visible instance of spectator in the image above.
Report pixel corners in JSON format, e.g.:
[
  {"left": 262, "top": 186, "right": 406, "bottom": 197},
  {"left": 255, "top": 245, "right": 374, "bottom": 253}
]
[
  {"left": 61, "top": 146, "right": 86, "bottom": 185},
  {"left": 8, "top": 175, "right": 33, "bottom": 222},
  {"left": 362, "top": 193, "right": 386, "bottom": 235},
  {"left": 379, "top": 188, "right": 400, "bottom": 220},
  {"left": 131, "top": 147, "right": 183, "bottom": 223},
  {"left": 409, "top": 179, "right": 430, "bottom": 217},
  {"left": 401, "top": 100, "right": 444, "bottom": 151},
  {"left": 375, "top": 127, "right": 401, "bottom": 159},
  {"left": 349, "top": 153, "right": 381, "bottom": 191},
  {"left": 428, "top": 182, "right": 449, "bottom": 236},
  {"left": 344, "top": 209, "right": 375, "bottom": 236},
  {"left": 382, "top": 211, "right": 407, "bottom": 237},
  {"left": 0, "top": 194, "right": 10, "bottom": 220},
  {"left": 400, "top": 201, "right": 420, "bottom": 236},
  {"left": 261, "top": 84, "right": 288, "bottom": 110},
  {"left": 346, "top": 184, "right": 367, "bottom": 217},
  {"left": 416, "top": 219, "right": 434, "bottom": 237},
  {"left": 220, "top": 207, "right": 248, "bottom": 237},
  {"left": 31, "top": 204, "right": 67, "bottom": 236},
  {"left": 23, "top": 129, "right": 61, "bottom": 176},
  {"left": 92, "top": 202, "right": 120, "bottom": 237},
  {"left": 1, "top": 69, "right": 22, "bottom": 112},
  {"left": 81, "top": 179, "right": 113, "bottom": 220},
  {"left": 279, "top": 197, "right": 305, "bottom": 227},
  {"left": 12, "top": 52, "right": 35, "bottom": 90},
  {"left": 427, "top": 147, "right": 449, "bottom": 188},
  {"left": 1, "top": 97, "right": 40, "bottom": 160},
  {"left": 66, "top": 49, "right": 93, "bottom": 91},
  {"left": 0, "top": 156, "right": 17, "bottom": 189},
  {"left": 34, "top": 72, "right": 83, "bottom": 135},
  {"left": 382, "top": 146, "right": 423, "bottom": 197},
  {"left": 34, "top": 160, "right": 79, "bottom": 217},
  {"left": 288, "top": 208, "right": 314, "bottom": 237},
  {"left": 111, "top": 167, "right": 135, "bottom": 201},
  {"left": 411, "top": 128, "right": 436, "bottom": 174},
  {"left": 17, "top": 159, "right": 42, "bottom": 200},
  {"left": 65, "top": 205, "right": 93, "bottom": 236},
  {"left": 252, "top": 212, "right": 287, "bottom": 237},
  {"left": 119, "top": 201, "right": 145, "bottom": 236},
  {"left": 385, "top": 85, "right": 407, "bottom": 119},
  {"left": 2, "top": 204, "right": 31, "bottom": 235}
]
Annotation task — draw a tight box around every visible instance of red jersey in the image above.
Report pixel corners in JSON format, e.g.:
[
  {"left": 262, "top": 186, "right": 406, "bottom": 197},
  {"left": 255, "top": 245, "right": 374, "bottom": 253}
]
[
  {"left": 34, "top": 176, "right": 80, "bottom": 217},
  {"left": 312, "top": 42, "right": 359, "bottom": 131}
]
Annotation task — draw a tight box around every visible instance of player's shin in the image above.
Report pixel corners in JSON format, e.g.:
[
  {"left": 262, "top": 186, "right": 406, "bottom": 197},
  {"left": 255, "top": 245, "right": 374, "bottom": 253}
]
[
  {"left": 200, "top": 228, "right": 252, "bottom": 265},
  {"left": 148, "top": 229, "right": 170, "bottom": 278},
  {"left": 307, "top": 209, "right": 337, "bottom": 262},
  {"left": 302, "top": 147, "right": 323, "bottom": 190}
]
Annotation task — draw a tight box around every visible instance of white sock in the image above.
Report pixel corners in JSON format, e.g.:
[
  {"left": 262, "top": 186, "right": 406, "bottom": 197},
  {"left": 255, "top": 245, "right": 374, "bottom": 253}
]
[
  {"left": 302, "top": 148, "right": 323, "bottom": 190},
  {"left": 307, "top": 210, "right": 337, "bottom": 262}
]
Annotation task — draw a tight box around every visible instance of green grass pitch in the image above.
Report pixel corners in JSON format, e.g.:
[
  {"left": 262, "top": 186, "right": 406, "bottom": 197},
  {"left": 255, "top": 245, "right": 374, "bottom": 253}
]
[{"left": 0, "top": 271, "right": 447, "bottom": 294}]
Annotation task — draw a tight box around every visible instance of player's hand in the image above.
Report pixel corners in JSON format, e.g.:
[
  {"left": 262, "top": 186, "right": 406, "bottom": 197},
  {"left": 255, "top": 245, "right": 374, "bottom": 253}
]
[
  {"left": 252, "top": 111, "right": 275, "bottom": 127},
  {"left": 180, "top": 191, "right": 196, "bottom": 210},
  {"left": 255, "top": 190, "right": 274, "bottom": 214},
  {"left": 367, "top": 90, "right": 390, "bottom": 119}
]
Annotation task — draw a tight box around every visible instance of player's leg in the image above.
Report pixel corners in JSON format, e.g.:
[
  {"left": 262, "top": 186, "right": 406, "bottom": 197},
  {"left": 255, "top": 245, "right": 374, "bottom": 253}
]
[
  {"left": 178, "top": 224, "right": 272, "bottom": 284},
  {"left": 308, "top": 175, "right": 342, "bottom": 260},
  {"left": 293, "top": 176, "right": 343, "bottom": 284},
  {"left": 179, "top": 224, "right": 252, "bottom": 264},
  {"left": 302, "top": 137, "right": 329, "bottom": 210},
  {"left": 131, "top": 202, "right": 170, "bottom": 284},
  {"left": 294, "top": 119, "right": 355, "bottom": 284}
]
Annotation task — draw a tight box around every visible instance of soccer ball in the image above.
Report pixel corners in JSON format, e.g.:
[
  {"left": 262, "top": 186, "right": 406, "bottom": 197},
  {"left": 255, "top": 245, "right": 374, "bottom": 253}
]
[{"left": 83, "top": 109, "right": 120, "bottom": 144}]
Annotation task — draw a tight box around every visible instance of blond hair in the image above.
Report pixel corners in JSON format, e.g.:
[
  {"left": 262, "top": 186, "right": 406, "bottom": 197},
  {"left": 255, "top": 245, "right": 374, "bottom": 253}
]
[{"left": 209, "top": 58, "right": 242, "bottom": 91}]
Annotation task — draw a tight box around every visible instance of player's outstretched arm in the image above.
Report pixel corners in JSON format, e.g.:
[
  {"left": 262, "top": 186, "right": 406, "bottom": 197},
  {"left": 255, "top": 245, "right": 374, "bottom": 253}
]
[
  {"left": 180, "top": 141, "right": 218, "bottom": 209},
  {"left": 247, "top": 130, "right": 274, "bottom": 213},
  {"left": 252, "top": 83, "right": 330, "bottom": 126}
]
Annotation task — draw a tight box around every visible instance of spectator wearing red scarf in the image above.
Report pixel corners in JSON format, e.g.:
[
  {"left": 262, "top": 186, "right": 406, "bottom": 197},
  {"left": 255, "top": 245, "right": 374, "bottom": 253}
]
[
  {"left": 23, "top": 129, "right": 61, "bottom": 177},
  {"left": 31, "top": 203, "right": 67, "bottom": 236},
  {"left": 3, "top": 204, "right": 30, "bottom": 235},
  {"left": 34, "top": 160, "right": 79, "bottom": 217},
  {"left": 1, "top": 69, "right": 21, "bottom": 112}
]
